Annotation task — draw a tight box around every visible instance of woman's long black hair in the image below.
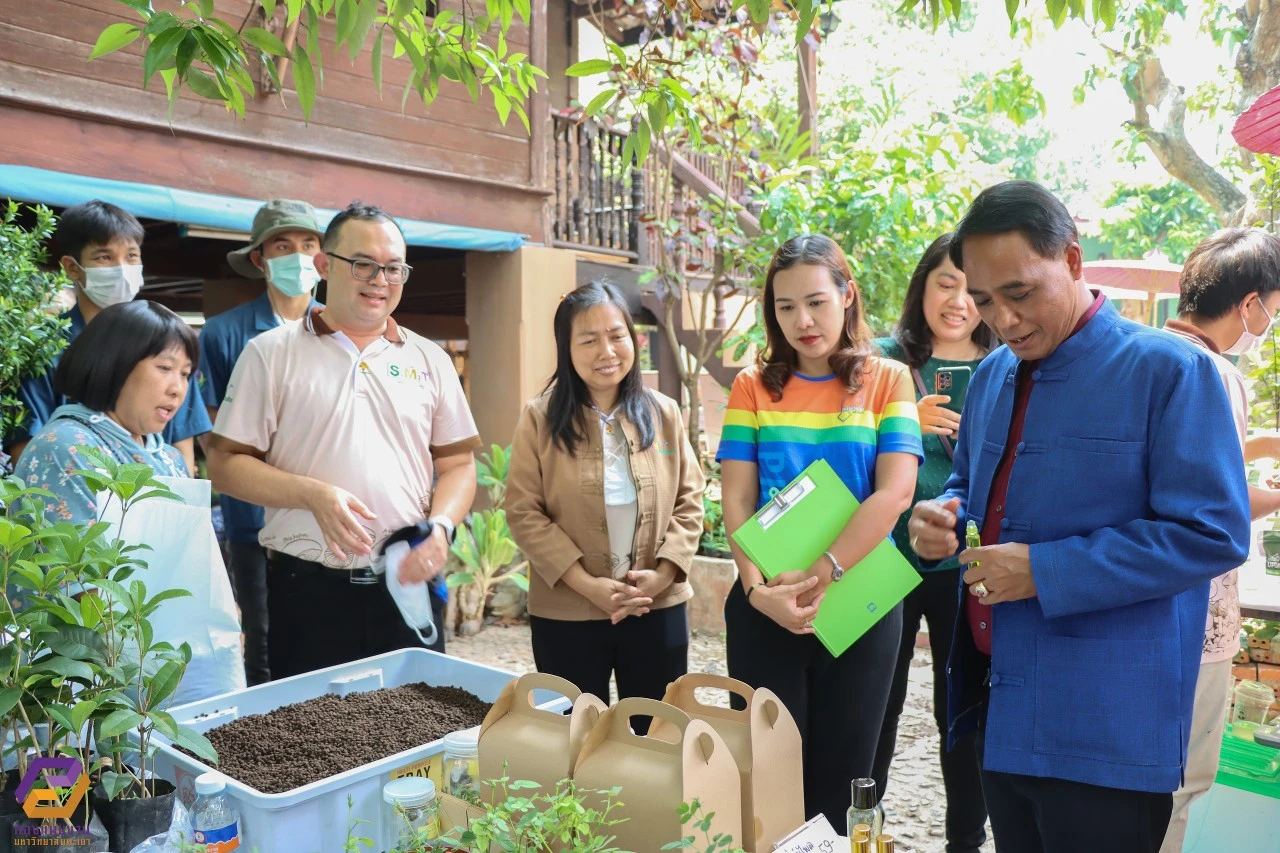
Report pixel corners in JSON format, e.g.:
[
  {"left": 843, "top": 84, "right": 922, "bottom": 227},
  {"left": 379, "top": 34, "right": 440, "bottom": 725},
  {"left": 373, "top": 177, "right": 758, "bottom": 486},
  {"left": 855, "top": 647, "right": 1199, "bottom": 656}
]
[
  {"left": 893, "top": 233, "right": 996, "bottom": 369},
  {"left": 545, "top": 281, "right": 659, "bottom": 456}
]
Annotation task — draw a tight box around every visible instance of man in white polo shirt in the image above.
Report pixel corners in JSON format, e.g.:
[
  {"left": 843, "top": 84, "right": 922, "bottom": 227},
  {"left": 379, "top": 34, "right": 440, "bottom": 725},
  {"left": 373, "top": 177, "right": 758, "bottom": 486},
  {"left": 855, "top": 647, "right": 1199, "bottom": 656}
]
[{"left": 207, "top": 201, "right": 480, "bottom": 678}]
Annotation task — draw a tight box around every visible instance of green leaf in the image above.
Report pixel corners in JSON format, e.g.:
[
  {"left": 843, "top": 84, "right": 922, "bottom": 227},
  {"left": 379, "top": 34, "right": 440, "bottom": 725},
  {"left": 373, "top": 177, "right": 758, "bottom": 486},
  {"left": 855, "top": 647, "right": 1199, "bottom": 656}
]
[
  {"left": 175, "top": 31, "right": 198, "bottom": 76},
  {"left": 1046, "top": 0, "right": 1068, "bottom": 27},
  {"left": 244, "top": 26, "right": 289, "bottom": 57},
  {"left": 292, "top": 43, "right": 317, "bottom": 121},
  {"left": 446, "top": 571, "right": 475, "bottom": 588},
  {"left": 89, "top": 23, "right": 141, "bottom": 60},
  {"left": 262, "top": 0, "right": 277, "bottom": 17},
  {"left": 583, "top": 88, "right": 615, "bottom": 119},
  {"left": 0, "top": 687, "right": 20, "bottom": 718},
  {"left": 97, "top": 709, "right": 146, "bottom": 740},
  {"left": 746, "top": 0, "right": 771, "bottom": 25},
  {"left": 198, "top": 0, "right": 214, "bottom": 17},
  {"left": 371, "top": 26, "right": 384, "bottom": 96},
  {"left": 71, "top": 700, "right": 98, "bottom": 736},
  {"left": 146, "top": 661, "right": 184, "bottom": 709},
  {"left": 142, "top": 25, "right": 187, "bottom": 88},
  {"left": 564, "top": 59, "right": 613, "bottom": 77},
  {"left": 493, "top": 87, "right": 511, "bottom": 125},
  {"left": 286, "top": 0, "right": 303, "bottom": 23},
  {"left": 636, "top": 117, "right": 652, "bottom": 166},
  {"left": 29, "top": 655, "right": 94, "bottom": 682},
  {"left": 349, "top": 0, "right": 379, "bottom": 61},
  {"left": 168, "top": 724, "right": 219, "bottom": 763},
  {"left": 46, "top": 624, "right": 109, "bottom": 665}
]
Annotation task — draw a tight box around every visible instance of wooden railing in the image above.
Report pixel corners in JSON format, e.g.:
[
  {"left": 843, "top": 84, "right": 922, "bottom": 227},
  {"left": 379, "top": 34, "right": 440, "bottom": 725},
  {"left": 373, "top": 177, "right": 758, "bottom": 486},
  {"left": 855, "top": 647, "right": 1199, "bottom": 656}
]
[
  {"left": 550, "top": 110, "right": 753, "bottom": 272},
  {"left": 551, "top": 110, "right": 645, "bottom": 260}
]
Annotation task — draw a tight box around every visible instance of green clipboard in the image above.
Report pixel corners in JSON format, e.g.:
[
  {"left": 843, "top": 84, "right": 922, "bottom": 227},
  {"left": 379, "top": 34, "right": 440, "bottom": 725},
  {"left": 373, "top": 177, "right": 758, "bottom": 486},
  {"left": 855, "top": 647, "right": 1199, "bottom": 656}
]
[{"left": 731, "top": 458, "right": 921, "bottom": 657}]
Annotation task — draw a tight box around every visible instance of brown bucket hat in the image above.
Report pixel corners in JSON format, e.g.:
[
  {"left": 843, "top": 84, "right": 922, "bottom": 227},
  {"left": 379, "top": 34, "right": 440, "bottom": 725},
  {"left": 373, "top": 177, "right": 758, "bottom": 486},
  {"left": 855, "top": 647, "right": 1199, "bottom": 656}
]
[{"left": 227, "top": 199, "right": 324, "bottom": 279}]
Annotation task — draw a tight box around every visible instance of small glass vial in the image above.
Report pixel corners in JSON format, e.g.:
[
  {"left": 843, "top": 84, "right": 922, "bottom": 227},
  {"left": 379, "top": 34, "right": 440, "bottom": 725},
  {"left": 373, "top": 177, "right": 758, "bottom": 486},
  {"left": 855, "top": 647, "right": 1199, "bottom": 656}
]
[
  {"left": 875, "top": 835, "right": 895, "bottom": 853},
  {"left": 442, "top": 726, "right": 481, "bottom": 801},
  {"left": 382, "top": 777, "right": 439, "bottom": 850}
]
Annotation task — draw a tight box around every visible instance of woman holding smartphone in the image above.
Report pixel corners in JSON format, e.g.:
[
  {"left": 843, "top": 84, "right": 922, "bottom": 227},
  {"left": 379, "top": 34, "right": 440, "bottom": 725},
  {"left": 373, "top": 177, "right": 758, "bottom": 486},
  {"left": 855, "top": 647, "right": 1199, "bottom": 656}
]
[
  {"left": 718, "top": 235, "right": 923, "bottom": 827},
  {"left": 506, "top": 281, "right": 705, "bottom": 732},
  {"left": 871, "top": 233, "right": 995, "bottom": 853}
]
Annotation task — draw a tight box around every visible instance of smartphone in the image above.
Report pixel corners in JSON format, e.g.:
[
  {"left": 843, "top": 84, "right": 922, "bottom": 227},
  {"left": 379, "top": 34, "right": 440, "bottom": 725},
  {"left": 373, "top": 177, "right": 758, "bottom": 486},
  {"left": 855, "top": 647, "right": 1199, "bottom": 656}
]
[{"left": 934, "top": 366, "right": 972, "bottom": 414}]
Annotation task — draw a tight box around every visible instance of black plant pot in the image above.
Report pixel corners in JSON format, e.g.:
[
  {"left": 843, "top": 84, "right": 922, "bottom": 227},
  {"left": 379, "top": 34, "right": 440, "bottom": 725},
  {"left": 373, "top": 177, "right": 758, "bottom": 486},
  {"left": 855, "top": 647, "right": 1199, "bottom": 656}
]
[{"left": 89, "top": 779, "right": 176, "bottom": 853}]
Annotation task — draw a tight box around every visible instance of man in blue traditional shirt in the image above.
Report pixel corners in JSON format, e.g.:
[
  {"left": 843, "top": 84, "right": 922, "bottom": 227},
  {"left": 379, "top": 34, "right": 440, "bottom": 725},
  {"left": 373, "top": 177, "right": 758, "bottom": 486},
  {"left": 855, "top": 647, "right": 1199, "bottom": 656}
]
[
  {"left": 4, "top": 200, "right": 211, "bottom": 474},
  {"left": 907, "top": 181, "right": 1250, "bottom": 853},
  {"left": 198, "top": 199, "right": 323, "bottom": 685}
]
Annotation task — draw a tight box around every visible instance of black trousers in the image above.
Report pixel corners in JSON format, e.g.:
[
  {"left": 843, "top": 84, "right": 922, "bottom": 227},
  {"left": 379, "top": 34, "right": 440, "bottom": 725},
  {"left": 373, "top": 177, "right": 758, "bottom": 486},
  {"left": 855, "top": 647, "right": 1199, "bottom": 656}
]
[
  {"left": 724, "top": 581, "right": 902, "bottom": 830},
  {"left": 228, "top": 541, "right": 271, "bottom": 686},
  {"left": 979, "top": 734, "right": 1173, "bottom": 853},
  {"left": 872, "top": 568, "right": 987, "bottom": 853},
  {"left": 267, "top": 552, "right": 446, "bottom": 680},
  {"left": 529, "top": 603, "right": 689, "bottom": 735}
]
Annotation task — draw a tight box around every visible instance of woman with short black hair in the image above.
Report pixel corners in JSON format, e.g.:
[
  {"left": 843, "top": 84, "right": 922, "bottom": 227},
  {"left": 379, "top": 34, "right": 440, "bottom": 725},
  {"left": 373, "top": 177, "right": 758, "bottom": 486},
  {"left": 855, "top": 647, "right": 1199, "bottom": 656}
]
[{"left": 15, "top": 300, "right": 198, "bottom": 522}]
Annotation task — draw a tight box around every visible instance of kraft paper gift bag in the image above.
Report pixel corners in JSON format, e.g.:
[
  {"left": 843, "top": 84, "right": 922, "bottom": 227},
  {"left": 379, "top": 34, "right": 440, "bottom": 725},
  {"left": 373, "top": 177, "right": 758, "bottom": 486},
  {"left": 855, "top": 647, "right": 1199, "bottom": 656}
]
[
  {"left": 477, "top": 673, "right": 606, "bottom": 797},
  {"left": 573, "top": 697, "right": 742, "bottom": 853},
  {"left": 652, "top": 674, "right": 803, "bottom": 852}
]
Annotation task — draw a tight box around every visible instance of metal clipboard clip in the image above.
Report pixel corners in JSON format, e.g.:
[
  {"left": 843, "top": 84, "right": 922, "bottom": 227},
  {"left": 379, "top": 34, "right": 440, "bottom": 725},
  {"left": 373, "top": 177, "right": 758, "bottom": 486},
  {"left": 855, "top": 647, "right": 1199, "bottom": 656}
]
[{"left": 758, "top": 475, "right": 816, "bottom": 530}]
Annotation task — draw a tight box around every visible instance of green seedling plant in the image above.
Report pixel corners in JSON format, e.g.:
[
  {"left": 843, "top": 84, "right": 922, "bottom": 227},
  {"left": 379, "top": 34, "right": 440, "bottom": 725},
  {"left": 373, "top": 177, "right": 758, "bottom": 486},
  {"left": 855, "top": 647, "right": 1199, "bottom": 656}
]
[
  {"left": 662, "top": 800, "right": 745, "bottom": 853},
  {"left": 0, "top": 446, "right": 217, "bottom": 811}
]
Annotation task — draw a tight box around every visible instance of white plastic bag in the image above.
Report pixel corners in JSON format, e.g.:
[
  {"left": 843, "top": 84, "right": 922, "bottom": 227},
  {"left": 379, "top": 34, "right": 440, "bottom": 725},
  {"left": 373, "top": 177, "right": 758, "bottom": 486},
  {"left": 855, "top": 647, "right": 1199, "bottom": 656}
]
[
  {"left": 97, "top": 477, "right": 246, "bottom": 705},
  {"left": 382, "top": 540, "right": 439, "bottom": 647}
]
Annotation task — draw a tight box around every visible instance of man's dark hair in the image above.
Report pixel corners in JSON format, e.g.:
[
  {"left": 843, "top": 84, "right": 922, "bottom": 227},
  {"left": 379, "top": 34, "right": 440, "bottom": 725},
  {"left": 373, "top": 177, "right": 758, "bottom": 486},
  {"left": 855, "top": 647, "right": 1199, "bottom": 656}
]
[
  {"left": 1178, "top": 228, "right": 1280, "bottom": 319},
  {"left": 949, "top": 181, "right": 1079, "bottom": 270},
  {"left": 56, "top": 200, "right": 145, "bottom": 264},
  {"left": 55, "top": 301, "right": 198, "bottom": 414},
  {"left": 322, "top": 201, "right": 405, "bottom": 251}
]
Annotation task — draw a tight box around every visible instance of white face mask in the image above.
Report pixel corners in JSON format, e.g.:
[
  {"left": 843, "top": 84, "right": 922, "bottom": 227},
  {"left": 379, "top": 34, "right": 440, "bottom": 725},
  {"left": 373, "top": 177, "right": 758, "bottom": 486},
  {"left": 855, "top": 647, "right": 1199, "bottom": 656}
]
[
  {"left": 265, "top": 252, "right": 321, "bottom": 298},
  {"left": 78, "top": 263, "right": 144, "bottom": 308},
  {"left": 1224, "top": 298, "right": 1275, "bottom": 356}
]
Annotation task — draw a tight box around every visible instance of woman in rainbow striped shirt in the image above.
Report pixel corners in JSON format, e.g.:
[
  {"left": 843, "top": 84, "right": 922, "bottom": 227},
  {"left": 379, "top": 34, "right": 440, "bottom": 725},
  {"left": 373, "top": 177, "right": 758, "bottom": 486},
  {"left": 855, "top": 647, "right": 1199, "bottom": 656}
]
[{"left": 717, "top": 235, "right": 924, "bottom": 828}]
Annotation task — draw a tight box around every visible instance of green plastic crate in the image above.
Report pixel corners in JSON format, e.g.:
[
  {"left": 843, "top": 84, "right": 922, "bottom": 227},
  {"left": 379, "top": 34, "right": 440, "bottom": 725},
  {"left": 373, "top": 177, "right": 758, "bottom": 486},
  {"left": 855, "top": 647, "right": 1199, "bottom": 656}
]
[{"left": 1217, "top": 726, "right": 1280, "bottom": 799}]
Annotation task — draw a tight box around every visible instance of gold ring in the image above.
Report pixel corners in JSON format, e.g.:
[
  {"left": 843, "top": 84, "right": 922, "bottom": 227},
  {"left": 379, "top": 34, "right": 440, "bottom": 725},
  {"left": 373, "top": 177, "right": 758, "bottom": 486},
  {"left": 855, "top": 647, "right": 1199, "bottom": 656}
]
[{"left": 972, "top": 581, "right": 989, "bottom": 598}]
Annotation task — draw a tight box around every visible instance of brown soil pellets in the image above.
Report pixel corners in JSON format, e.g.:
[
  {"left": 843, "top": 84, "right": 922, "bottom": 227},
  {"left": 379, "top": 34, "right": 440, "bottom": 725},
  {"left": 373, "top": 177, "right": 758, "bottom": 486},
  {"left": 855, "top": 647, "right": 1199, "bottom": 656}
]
[{"left": 181, "top": 683, "right": 490, "bottom": 793}]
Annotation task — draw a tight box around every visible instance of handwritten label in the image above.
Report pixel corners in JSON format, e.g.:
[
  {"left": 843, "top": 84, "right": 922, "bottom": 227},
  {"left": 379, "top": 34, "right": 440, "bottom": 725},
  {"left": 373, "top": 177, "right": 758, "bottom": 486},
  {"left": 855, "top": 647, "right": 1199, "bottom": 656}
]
[{"left": 772, "top": 814, "right": 842, "bottom": 853}]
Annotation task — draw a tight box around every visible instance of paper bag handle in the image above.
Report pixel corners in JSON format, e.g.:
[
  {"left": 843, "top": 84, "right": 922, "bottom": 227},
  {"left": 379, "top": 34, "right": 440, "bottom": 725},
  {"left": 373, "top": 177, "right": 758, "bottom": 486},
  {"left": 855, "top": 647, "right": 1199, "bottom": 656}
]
[
  {"left": 512, "top": 672, "right": 586, "bottom": 716},
  {"left": 609, "top": 698, "right": 692, "bottom": 754},
  {"left": 667, "top": 673, "right": 755, "bottom": 711}
]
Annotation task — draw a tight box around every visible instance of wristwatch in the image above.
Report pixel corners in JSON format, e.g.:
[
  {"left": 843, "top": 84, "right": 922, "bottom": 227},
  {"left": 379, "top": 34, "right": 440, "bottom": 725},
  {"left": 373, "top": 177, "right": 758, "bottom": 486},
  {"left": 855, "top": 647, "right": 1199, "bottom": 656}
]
[
  {"left": 429, "top": 515, "right": 457, "bottom": 545},
  {"left": 825, "top": 550, "right": 845, "bottom": 583}
]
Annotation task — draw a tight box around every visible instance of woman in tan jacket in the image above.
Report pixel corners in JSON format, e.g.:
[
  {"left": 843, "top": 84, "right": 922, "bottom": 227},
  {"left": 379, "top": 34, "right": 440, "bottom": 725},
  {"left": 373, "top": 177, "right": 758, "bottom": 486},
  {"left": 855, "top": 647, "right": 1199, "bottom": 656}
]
[{"left": 506, "top": 281, "right": 705, "bottom": 731}]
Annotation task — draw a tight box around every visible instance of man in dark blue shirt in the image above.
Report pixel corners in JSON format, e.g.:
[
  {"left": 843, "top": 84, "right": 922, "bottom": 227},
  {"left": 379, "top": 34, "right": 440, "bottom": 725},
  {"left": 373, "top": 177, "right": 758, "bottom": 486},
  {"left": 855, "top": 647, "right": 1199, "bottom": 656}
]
[{"left": 5, "top": 200, "right": 210, "bottom": 473}]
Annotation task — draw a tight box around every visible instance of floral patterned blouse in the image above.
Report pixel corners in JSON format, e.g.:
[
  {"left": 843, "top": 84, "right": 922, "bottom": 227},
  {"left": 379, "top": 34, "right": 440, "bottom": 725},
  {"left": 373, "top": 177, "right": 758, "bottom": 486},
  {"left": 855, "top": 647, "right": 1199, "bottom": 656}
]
[{"left": 13, "top": 403, "right": 188, "bottom": 526}]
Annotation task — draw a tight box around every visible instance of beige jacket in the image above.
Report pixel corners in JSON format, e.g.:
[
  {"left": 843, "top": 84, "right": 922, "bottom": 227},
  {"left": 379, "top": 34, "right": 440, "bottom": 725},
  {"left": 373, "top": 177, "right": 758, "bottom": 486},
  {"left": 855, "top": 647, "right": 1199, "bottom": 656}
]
[{"left": 506, "top": 389, "right": 705, "bottom": 621}]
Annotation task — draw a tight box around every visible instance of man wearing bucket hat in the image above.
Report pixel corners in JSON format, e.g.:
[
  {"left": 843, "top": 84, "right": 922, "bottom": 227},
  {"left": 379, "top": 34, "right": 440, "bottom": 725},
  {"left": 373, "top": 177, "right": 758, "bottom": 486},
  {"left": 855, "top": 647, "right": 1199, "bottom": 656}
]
[{"left": 198, "top": 199, "right": 324, "bottom": 685}]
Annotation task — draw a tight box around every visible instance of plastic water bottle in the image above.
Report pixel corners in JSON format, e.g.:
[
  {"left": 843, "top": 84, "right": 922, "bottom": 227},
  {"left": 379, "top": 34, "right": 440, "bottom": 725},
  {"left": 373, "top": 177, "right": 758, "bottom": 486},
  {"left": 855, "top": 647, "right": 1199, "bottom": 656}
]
[{"left": 192, "top": 772, "right": 242, "bottom": 852}]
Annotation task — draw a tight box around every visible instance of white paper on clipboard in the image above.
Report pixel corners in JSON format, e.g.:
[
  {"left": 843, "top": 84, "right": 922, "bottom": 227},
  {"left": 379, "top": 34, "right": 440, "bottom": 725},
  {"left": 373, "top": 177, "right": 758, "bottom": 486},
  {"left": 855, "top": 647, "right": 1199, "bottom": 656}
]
[{"left": 758, "top": 475, "right": 817, "bottom": 531}]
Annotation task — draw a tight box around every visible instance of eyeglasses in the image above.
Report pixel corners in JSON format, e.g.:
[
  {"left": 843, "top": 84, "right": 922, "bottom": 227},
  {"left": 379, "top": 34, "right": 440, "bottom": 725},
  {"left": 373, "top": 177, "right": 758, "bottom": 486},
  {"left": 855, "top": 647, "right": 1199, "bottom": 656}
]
[{"left": 325, "top": 252, "right": 412, "bottom": 286}]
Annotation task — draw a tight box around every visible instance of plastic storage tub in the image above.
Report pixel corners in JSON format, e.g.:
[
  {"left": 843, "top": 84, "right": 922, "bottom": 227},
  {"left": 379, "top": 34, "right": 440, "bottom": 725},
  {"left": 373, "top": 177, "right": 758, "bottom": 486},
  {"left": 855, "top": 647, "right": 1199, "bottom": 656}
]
[
  {"left": 1183, "top": 727, "right": 1280, "bottom": 852},
  {"left": 145, "top": 649, "right": 564, "bottom": 853}
]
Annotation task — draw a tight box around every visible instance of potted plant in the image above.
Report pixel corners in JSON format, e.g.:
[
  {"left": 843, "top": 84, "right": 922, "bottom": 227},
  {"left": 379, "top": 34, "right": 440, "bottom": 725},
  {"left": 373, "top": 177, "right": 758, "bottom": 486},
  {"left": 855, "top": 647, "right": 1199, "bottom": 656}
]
[
  {"left": 1245, "top": 324, "right": 1280, "bottom": 565},
  {"left": 447, "top": 446, "right": 529, "bottom": 636},
  {"left": 0, "top": 450, "right": 217, "bottom": 852},
  {"left": 688, "top": 465, "right": 736, "bottom": 637}
]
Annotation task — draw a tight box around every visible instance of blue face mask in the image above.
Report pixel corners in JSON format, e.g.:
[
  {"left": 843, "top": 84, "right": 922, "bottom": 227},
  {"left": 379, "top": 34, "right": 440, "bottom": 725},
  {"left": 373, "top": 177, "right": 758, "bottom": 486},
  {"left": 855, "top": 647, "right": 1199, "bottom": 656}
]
[{"left": 265, "top": 252, "right": 320, "bottom": 297}]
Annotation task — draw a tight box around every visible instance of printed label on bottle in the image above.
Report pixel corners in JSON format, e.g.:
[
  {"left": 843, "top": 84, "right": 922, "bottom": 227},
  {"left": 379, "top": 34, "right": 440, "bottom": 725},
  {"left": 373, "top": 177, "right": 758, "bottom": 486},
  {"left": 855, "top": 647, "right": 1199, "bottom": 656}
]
[{"left": 193, "top": 821, "right": 240, "bottom": 852}]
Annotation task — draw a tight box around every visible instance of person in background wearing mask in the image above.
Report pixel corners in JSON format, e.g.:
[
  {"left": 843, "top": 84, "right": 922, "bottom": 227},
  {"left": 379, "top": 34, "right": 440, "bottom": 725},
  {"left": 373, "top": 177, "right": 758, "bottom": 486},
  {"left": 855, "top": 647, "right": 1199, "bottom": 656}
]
[
  {"left": 1159, "top": 228, "right": 1280, "bottom": 852},
  {"left": 197, "top": 199, "right": 324, "bottom": 686},
  {"left": 4, "top": 200, "right": 211, "bottom": 475}
]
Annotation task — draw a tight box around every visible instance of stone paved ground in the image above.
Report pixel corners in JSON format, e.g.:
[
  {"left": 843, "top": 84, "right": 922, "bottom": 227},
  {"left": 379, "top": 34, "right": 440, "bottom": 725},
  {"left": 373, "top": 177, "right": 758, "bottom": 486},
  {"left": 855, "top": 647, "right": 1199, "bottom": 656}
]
[{"left": 449, "top": 624, "right": 994, "bottom": 853}]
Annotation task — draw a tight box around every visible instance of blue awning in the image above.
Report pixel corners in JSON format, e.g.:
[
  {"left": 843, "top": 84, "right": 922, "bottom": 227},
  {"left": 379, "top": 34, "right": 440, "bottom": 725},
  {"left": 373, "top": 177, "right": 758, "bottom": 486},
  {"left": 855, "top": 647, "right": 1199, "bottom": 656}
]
[{"left": 0, "top": 165, "right": 526, "bottom": 253}]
